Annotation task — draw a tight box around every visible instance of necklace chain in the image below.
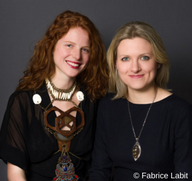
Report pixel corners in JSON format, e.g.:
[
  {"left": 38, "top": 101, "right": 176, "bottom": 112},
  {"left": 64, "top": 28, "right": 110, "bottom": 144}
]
[
  {"left": 127, "top": 88, "right": 158, "bottom": 141},
  {"left": 127, "top": 88, "right": 158, "bottom": 161}
]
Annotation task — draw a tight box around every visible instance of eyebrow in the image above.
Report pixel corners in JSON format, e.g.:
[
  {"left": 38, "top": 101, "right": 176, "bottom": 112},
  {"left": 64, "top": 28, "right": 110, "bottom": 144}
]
[
  {"left": 140, "top": 53, "right": 153, "bottom": 56},
  {"left": 62, "top": 41, "right": 90, "bottom": 47},
  {"left": 118, "top": 53, "right": 153, "bottom": 57},
  {"left": 61, "top": 41, "right": 75, "bottom": 45}
]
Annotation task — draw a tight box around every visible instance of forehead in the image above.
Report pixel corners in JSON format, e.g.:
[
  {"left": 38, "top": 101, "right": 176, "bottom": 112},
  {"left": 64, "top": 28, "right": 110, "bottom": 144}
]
[
  {"left": 117, "top": 37, "right": 153, "bottom": 54},
  {"left": 59, "top": 27, "right": 90, "bottom": 44}
]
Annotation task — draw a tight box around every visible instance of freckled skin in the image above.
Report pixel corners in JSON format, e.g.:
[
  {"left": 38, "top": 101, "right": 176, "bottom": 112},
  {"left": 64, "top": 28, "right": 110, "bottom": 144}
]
[{"left": 53, "top": 27, "right": 90, "bottom": 81}]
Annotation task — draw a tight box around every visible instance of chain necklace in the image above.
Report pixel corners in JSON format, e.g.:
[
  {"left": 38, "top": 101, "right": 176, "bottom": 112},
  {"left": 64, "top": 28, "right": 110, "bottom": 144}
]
[
  {"left": 45, "top": 78, "right": 76, "bottom": 101},
  {"left": 127, "top": 88, "right": 158, "bottom": 161}
]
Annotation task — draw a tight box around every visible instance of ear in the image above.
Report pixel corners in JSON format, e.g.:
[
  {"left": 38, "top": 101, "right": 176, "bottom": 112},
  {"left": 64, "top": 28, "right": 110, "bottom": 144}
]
[{"left": 157, "top": 64, "right": 161, "bottom": 69}]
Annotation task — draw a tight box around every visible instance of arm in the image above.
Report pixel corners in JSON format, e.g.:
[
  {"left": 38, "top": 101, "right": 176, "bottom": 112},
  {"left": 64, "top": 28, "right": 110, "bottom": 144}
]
[
  {"left": 174, "top": 104, "right": 192, "bottom": 180},
  {"left": 0, "top": 92, "right": 29, "bottom": 180},
  {"left": 89, "top": 99, "right": 113, "bottom": 181},
  {"left": 7, "top": 163, "right": 26, "bottom": 181}
]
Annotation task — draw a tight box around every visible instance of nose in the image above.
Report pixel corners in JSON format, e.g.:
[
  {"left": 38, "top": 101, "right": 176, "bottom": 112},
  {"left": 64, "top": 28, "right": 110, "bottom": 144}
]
[
  {"left": 131, "top": 60, "right": 141, "bottom": 73},
  {"left": 72, "top": 47, "right": 81, "bottom": 60}
]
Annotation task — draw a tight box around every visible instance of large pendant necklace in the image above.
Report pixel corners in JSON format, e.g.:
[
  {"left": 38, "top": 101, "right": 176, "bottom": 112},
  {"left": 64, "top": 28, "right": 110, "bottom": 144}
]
[
  {"left": 45, "top": 78, "right": 76, "bottom": 101},
  {"left": 127, "top": 88, "right": 157, "bottom": 161},
  {"left": 44, "top": 106, "right": 84, "bottom": 181},
  {"left": 43, "top": 78, "right": 84, "bottom": 180}
]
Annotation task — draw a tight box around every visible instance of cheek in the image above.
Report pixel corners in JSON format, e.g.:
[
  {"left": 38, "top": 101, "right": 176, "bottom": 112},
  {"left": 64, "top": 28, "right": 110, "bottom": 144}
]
[
  {"left": 150, "top": 65, "right": 158, "bottom": 74},
  {"left": 54, "top": 46, "right": 70, "bottom": 59},
  {"left": 116, "top": 62, "right": 129, "bottom": 74},
  {"left": 83, "top": 54, "right": 90, "bottom": 64},
  {"left": 53, "top": 48, "right": 62, "bottom": 60},
  {"left": 142, "top": 61, "right": 157, "bottom": 72}
]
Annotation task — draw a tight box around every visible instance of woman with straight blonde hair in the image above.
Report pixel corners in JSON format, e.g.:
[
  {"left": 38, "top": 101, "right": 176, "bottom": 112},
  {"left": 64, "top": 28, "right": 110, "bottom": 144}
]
[
  {"left": 107, "top": 21, "right": 170, "bottom": 99},
  {"left": 89, "top": 21, "right": 192, "bottom": 181}
]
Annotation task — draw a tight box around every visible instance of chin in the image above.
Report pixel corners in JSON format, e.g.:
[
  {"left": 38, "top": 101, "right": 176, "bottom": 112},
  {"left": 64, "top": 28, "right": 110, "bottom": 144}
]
[
  {"left": 65, "top": 71, "right": 81, "bottom": 77},
  {"left": 128, "top": 85, "right": 148, "bottom": 91}
]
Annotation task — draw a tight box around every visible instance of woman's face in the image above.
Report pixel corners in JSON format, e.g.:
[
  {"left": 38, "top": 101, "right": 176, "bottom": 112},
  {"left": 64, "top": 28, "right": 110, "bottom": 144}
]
[
  {"left": 53, "top": 27, "right": 90, "bottom": 80},
  {"left": 116, "top": 37, "right": 158, "bottom": 92}
]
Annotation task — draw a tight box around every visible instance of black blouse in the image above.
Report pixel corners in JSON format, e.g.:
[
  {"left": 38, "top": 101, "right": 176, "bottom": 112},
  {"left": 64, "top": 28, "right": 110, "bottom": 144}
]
[
  {"left": 0, "top": 84, "right": 98, "bottom": 181},
  {"left": 89, "top": 93, "right": 192, "bottom": 181}
]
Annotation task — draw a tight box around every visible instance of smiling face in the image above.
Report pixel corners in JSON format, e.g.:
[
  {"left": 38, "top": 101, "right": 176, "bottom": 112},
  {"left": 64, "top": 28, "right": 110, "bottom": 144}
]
[
  {"left": 53, "top": 27, "right": 90, "bottom": 81},
  {"left": 116, "top": 37, "right": 158, "bottom": 93}
]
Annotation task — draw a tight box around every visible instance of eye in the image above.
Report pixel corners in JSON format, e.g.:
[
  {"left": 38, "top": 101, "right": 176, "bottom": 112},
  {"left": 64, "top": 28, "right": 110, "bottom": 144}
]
[
  {"left": 121, "top": 57, "right": 129, "bottom": 61},
  {"left": 141, "top": 56, "right": 149, "bottom": 60},
  {"left": 82, "top": 48, "right": 90, "bottom": 54},
  {"left": 66, "top": 44, "right": 72, "bottom": 48}
]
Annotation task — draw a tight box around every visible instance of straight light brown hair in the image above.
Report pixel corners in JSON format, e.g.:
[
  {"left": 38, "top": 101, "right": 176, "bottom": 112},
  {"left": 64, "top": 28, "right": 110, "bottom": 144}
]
[{"left": 107, "top": 21, "right": 170, "bottom": 99}]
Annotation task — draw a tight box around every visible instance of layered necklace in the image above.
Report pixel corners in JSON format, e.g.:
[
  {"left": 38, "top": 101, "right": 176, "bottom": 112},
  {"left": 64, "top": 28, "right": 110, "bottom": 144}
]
[
  {"left": 43, "top": 78, "right": 84, "bottom": 181},
  {"left": 127, "top": 88, "right": 157, "bottom": 161},
  {"left": 45, "top": 78, "right": 76, "bottom": 101}
]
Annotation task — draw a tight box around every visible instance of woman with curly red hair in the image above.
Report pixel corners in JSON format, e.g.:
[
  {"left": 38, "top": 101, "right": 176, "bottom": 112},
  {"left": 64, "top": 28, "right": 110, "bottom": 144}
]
[{"left": 0, "top": 10, "right": 108, "bottom": 181}]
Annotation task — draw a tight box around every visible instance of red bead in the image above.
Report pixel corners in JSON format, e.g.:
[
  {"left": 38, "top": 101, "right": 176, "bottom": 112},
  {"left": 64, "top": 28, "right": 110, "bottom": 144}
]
[
  {"left": 75, "top": 175, "right": 79, "bottom": 178},
  {"left": 53, "top": 177, "right": 57, "bottom": 180}
]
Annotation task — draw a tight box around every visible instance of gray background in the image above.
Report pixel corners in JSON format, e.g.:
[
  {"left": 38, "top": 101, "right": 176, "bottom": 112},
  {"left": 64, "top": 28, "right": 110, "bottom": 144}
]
[{"left": 0, "top": 0, "right": 192, "bottom": 180}]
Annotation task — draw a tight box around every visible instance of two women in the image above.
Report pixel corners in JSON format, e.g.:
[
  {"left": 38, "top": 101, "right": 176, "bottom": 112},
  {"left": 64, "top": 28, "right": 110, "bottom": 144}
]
[
  {"left": 1, "top": 11, "right": 191, "bottom": 181},
  {"left": 0, "top": 11, "right": 108, "bottom": 181},
  {"left": 89, "top": 22, "right": 192, "bottom": 180}
]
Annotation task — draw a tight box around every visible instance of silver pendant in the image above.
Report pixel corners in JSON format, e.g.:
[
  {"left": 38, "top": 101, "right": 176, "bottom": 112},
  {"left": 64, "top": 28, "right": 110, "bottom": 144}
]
[{"left": 132, "top": 141, "right": 141, "bottom": 161}]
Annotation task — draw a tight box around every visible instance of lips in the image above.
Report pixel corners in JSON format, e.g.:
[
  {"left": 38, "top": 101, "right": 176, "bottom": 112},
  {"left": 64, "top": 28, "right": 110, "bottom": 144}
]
[
  {"left": 129, "top": 75, "right": 144, "bottom": 79},
  {"left": 66, "top": 60, "right": 81, "bottom": 69}
]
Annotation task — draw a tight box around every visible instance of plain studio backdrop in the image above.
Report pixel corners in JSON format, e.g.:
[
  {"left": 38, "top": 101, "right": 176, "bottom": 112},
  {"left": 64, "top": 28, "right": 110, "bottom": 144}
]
[{"left": 0, "top": 0, "right": 192, "bottom": 180}]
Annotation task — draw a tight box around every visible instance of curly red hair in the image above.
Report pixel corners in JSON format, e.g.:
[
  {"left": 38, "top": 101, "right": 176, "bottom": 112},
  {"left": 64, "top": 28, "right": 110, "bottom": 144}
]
[{"left": 16, "top": 10, "right": 108, "bottom": 101}]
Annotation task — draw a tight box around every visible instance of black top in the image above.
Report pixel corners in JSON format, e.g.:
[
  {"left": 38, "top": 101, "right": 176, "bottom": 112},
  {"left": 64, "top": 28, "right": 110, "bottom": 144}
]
[
  {"left": 89, "top": 93, "right": 192, "bottom": 181},
  {"left": 0, "top": 84, "right": 98, "bottom": 181}
]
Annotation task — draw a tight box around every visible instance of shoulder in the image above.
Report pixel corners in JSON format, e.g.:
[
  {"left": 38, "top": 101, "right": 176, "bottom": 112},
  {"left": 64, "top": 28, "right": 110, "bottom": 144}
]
[
  {"left": 7, "top": 90, "right": 34, "bottom": 110},
  {"left": 169, "top": 95, "right": 192, "bottom": 141},
  {"left": 99, "top": 92, "right": 121, "bottom": 104},
  {"left": 2, "top": 90, "right": 34, "bottom": 126},
  {"left": 156, "top": 93, "right": 192, "bottom": 119},
  {"left": 171, "top": 94, "right": 192, "bottom": 119},
  {"left": 164, "top": 94, "right": 192, "bottom": 110},
  {"left": 158, "top": 94, "right": 192, "bottom": 126},
  {"left": 9, "top": 90, "right": 30, "bottom": 102},
  {"left": 98, "top": 93, "right": 126, "bottom": 111},
  {"left": 157, "top": 88, "right": 191, "bottom": 109},
  {"left": 9, "top": 82, "right": 49, "bottom": 107}
]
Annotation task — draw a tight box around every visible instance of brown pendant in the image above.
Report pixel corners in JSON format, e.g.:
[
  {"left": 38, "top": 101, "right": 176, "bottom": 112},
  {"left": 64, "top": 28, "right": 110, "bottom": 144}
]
[{"left": 132, "top": 141, "right": 141, "bottom": 161}]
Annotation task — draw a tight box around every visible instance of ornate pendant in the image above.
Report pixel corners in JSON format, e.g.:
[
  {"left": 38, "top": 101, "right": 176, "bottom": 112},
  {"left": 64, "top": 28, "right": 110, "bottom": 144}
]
[
  {"left": 53, "top": 153, "right": 79, "bottom": 181},
  {"left": 132, "top": 141, "right": 141, "bottom": 161},
  {"left": 44, "top": 106, "right": 85, "bottom": 181}
]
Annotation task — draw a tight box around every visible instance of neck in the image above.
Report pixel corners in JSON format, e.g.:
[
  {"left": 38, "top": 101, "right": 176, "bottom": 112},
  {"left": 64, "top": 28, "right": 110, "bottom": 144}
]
[
  {"left": 127, "top": 85, "right": 158, "bottom": 104},
  {"left": 51, "top": 74, "right": 76, "bottom": 90}
]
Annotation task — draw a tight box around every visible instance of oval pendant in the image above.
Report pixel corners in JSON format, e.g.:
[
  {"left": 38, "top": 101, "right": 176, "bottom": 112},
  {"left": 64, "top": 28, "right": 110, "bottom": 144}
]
[{"left": 132, "top": 141, "right": 141, "bottom": 161}]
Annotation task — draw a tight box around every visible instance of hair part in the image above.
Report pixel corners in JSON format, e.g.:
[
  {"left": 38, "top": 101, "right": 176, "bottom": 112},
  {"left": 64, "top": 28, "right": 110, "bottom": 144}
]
[
  {"left": 16, "top": 10, "right": 108, "bottom": 101},
  {"left": 107, "top": 21, "right": 170, "bottom": 99}
]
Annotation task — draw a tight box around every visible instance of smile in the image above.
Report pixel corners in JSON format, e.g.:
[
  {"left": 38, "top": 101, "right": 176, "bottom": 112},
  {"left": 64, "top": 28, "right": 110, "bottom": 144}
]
[
  {"left": 66, "top": 60, "right": 81, "bottom": 69},
  {"left": 129, "top": 75, "right": 144, "bottom": 79}
]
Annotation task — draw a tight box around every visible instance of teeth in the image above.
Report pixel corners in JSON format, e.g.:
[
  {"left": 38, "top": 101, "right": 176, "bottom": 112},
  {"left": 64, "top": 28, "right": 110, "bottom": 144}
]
[{"left": 67, "top": 61, "right": 80, "bottom": 67}]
